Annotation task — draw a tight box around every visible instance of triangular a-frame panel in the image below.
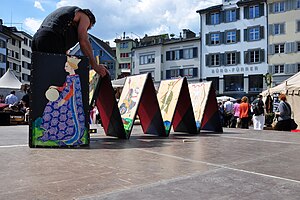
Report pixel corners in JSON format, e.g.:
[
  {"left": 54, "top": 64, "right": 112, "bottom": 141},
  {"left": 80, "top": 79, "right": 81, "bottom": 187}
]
[
  {"left": 172, "top": 78, "right": 198, "bottom": 134},
  {"left": 94, "top": 75, "right": 127, "bottom": 139},
  {"left": 189, "top": 82, "right": 223, "bottom": 133},
  {"left": 157, "top": 77, "right": 197, "bottom": 136},
  {"left": 118, "top": 73, "right": 164, "bottom": 138},
  {"left": 137, "top": 74, "right": 166, "bottom": 136}
]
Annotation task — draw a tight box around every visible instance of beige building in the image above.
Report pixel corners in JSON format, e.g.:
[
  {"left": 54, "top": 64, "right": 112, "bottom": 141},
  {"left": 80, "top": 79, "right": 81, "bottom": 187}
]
[
  {"left": 114, "top": 33, "right": 136, "bottom": 78},
  {"left": 268, "top": 0, "right": 300, "bottom": 86}
]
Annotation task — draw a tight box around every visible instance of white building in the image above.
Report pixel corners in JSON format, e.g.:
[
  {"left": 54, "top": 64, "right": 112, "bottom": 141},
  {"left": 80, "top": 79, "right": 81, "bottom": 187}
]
[
  {"left": 197, "top": 0, "right": 268, "bottom": 99},
  {"left": 132, "top": 30, "right": 200, "bottom": 84},
  {"left": 14, "top": 30, "right": 32, "bottom": 84}
]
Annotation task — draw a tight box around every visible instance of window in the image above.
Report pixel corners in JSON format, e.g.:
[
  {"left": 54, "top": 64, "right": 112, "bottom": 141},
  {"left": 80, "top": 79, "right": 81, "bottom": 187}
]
[
  {"left": 211, "top": 12, "right": 220, "bottom": 25},
  {"left": 249, "top": 27, "right": 260, "bottom": 41},
  {"left": 298, "top": 42, "right": 300, "bottom": 51},
  {"left": 140, "top": 54, "right": 155, "bottom": 65},
  {"left": 298, "top": 63, "right": 300, "bottom": 72},
  {"left": 183, "top": 48, "right": 193, "bottom": 59},
  {"left": 170, "top": 69, "right": 181, "bottom": 79},
  {"left": 245, "top": 49, "right": 264, "bottom": 64},
  {"left": 274, "top": 65, "right": 284, "bottom": 74},
  {"left": 225, "top": 9, "right": 236, "bottom": 22},
  {"left": 120, "top": 42, "right": 128, "bottom": 49},
  {"left": 15, "top": 52, "right": 19, "bottom": 59},
  {"left": 182, "top": 68, "right": 194, "bottom": 78},
  {"left": 224, "top": 75, "right": 244, "bottom": 92},
  {"left": 297, "top": 0, "right": 300, "bottom": 9},
  {"left": 250, "top": 50, "right": 260, "bottom": 63},
  {"left": 211, "top": 54, "right": 220, "bottom": 66},
  {"left": 22, "top": 61, "right": 31, "bottom": 69},
  {"left": 211, "top": 33, "right": 220, "bottom": 45},
  {"left": 120, "top": 53, "right": 129, "bottom": 58},
  {"left": 245, "top": 26, "right": 263, "bottom": 41},
  {"left": 226, "top": 52, "right": 236, "bottom": 65},
  {"left": 274, "top": 1, "right": 285, "bottom": 13},
  {"left": 0, "top": 53, "right": 5, "bottom": 63},
  {"left": 249, "top": 75, "right": 263, "bottom": 92},
  {"left": 297, "top": 21, "right": 300, "bottom": 32},
  {"left": 24, "top": 38, "right": 28, "bottom": 46},
  {"left": 166, "top": 68, "right": 197, "bottom": 79},
  {"left": 119, "top": 63, "right": 130, "bottom": 69},
  {"left": 274, "top": 23, "right": 285, "bottom": 35},
  {"left": 226, "top": 31, "right": 236, "bottom": 43},
  {"left": 249, "top": 5, "right": 259, "bottom": 19},
  {"left": 274, "top": 44, "right": 285, "bottom": 54},
  {"left": 166, "top": 48, "right": 197, "bottom": 60},
  {"left": 0, "top": 40, "right": 5, "bottom": 48},
  {"left": 22, "top": 73, "right": 30, "bottom": 82}
]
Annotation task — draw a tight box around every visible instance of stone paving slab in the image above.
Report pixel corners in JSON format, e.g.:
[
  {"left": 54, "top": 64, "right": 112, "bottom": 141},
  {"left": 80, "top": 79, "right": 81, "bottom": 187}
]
[{"left": 0, "top": 125, "right": 300, "bottom": 200}]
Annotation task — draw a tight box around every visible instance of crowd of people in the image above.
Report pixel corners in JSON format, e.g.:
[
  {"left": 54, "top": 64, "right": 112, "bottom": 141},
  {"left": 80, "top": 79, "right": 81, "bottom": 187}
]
[
  {"left": 218, "top": 94, "right": 297, "bottom": 131},
  {"left": 0, "top": 85, "right": 30, "bottom": 123}
]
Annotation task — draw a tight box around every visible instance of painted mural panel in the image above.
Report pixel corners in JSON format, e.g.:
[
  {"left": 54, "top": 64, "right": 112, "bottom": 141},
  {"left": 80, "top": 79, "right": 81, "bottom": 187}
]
[
  {"left": 157, "top": 78, "right": 183, "bottom": 133},
  {"left": 89, "top": 70, "right": 100, "bottom": 105},
  {"left": 30, "top": 53, "right": 90, "bottom": 147},
  {"left": 188, "top": 82, "right": 212, "bottom": 130},
  {"left": 118, "top": 74, "right": 147, "bottom": 135}
]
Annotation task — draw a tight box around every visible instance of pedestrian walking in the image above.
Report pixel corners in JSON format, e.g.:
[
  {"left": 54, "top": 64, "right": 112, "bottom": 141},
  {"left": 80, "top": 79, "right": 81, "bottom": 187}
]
[
  {"left": 239, "top": 96, "right": 250, "bottom": 129},
  {"left": 251, "top": 95, "right": 265, "bottom": 130}
]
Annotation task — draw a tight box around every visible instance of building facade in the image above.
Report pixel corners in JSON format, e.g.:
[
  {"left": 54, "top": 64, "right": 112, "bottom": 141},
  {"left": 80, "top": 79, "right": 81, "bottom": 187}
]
[
  {"left": 132, "top": 30, "right": 200, "bottom": 85},
  {"left": 114, "top": 33, "right": 136, "bottom": 78},
  {"left": 267, "top": 0, "right": 300, "bottom": 86},
  {"left": 0, "top": 20, "right": 9, "bottom": 77},
  {"left": 13, "top": 30, "right": 32, "bottom": 84},
  {"left": 197, "top": 0, "right": 268, "bottom": 99},
  {"left": 5, "top": 27, "right": 23, "bottom": 82}
]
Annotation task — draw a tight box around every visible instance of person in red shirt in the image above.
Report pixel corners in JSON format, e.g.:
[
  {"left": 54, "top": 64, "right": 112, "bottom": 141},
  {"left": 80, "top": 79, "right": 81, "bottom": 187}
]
[{"left": 239, "top": 96, "right": 251, "bottom": 129}]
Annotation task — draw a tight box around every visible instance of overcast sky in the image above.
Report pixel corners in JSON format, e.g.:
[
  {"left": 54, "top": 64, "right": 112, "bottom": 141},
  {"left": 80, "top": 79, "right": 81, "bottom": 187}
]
[{"left": 2, "top": 0, "right": 222, "bottom": 46}]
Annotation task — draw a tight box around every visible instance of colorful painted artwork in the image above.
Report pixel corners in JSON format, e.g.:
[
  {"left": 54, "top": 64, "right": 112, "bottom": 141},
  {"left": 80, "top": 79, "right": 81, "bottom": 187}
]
[
  {"left": 188, "top": 82, "right": 211, "bottom": 130},
  {"left": 30, "top": 53, "right": 89, "bottom": 147},
  {"left": 89, "top": 70, "right": 100, "bottom": 106},
  {"left": 157, "top": 78, "right": 183, "bottom": 134},
  {"left": 189, "top": 81, "right": 223, "bottom": 133},
  {"left": 118, "top": 74, "right": 147, "bottom": 136}
]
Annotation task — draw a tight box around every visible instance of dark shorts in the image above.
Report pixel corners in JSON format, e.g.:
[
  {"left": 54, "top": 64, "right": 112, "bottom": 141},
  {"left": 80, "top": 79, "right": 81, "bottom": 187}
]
[{"left": 32, "top": 29, "right": 65, "bottom": 54}]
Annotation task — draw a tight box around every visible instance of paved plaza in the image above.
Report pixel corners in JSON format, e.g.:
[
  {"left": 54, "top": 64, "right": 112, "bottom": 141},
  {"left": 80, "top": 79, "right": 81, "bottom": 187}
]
[{"left": 0, "top": 125, "right": 300, "bottom": 200}]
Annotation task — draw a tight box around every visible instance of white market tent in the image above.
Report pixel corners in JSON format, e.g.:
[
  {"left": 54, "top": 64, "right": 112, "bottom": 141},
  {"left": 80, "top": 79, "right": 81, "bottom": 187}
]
[
  {"left": 0, "top": 68, "right": 22, "bottom": 89},
  {"left": 217, "top": 96, "right": 236, "bottom": 102},
  {"left": 261, "top": 72, "right": 300, "bottom": 129},
  {"left": 0, "top": 69, "right": 24, "bottom": 99}
]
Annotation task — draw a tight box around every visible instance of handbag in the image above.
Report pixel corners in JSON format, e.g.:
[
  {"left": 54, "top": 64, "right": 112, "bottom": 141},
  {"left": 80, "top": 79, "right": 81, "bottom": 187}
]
[{"left": 290, "top": 119, "right": 298, "bottom": 130}]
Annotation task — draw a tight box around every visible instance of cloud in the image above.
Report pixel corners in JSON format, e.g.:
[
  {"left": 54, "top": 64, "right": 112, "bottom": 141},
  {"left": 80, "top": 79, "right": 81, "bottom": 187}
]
[
  {"left": 52, "top": 0, "right": 221, "bottom": 43},
  {"left": 34, "top": 1, "right": 45, "bottom": 12},
  {"left": 24, "top": 18, "right": 42, "bottom": 34}
]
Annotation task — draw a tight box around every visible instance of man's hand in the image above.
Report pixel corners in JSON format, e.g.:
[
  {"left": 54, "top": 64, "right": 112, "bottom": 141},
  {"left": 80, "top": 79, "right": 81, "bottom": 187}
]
[{"left": 92, "top": 64, "right": 110, "bottom": 77}]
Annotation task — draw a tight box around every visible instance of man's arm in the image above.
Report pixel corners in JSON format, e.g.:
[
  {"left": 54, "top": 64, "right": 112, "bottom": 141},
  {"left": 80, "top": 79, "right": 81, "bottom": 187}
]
[{"left": 76, "top": 11, "right": 109, "bottom": 77}]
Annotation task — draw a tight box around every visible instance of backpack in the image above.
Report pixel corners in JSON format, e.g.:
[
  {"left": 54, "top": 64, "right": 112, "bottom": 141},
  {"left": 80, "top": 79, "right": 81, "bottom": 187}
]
[{"left": 252, "top": 100, "right": 264, "bottom": 116}]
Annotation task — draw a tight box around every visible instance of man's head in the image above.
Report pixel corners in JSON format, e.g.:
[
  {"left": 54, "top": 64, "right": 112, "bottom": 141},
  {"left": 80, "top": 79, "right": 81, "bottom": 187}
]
[
  {"left": 10, "top": 90, "right": 15, "bottom": 95},
  {"left": 82, "top": 9, "right": 96, "bottom": 28},
  {"left": 257, "top": 94, "right": 262, "bottom": 99}
]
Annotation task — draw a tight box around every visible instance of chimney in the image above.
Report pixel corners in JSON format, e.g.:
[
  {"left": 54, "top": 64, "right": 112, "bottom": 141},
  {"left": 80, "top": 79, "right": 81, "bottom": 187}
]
[{"left": 123, "top": 32, "right": 126, "bottom": 39}]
